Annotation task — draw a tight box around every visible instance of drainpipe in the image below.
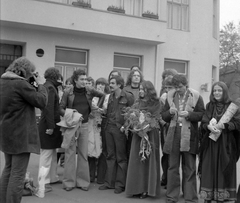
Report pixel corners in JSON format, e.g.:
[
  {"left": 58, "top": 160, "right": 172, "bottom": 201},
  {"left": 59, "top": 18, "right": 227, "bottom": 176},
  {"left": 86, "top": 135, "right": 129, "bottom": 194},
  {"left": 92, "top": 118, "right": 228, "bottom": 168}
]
[{"left": 154, "top": 44, "right": 160, "bottom": 94}]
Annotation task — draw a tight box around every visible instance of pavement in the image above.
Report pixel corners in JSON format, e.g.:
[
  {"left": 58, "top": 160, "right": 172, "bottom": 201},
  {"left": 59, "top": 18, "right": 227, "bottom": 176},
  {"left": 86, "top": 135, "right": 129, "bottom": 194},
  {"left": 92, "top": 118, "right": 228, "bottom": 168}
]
[{"left": 0, "top": 151, "right": 239, "bottom": 203}]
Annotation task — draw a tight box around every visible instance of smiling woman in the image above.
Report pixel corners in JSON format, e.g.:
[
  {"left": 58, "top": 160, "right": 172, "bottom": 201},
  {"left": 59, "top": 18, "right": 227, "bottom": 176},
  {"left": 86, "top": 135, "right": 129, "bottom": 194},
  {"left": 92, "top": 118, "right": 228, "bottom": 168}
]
[{"left": 199, "top": 81, "right": 240, "bottom": 202}]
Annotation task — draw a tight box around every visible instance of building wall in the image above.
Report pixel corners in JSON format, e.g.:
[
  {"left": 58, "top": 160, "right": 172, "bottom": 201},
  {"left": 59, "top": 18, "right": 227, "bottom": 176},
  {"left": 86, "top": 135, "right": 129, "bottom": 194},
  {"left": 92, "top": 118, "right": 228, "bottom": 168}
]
[
  {"left": 0, "top": 0, "right": 220, "bottom": 104},
  {"left": 1, "top": 26, "right": 156, "bottom": 82}
]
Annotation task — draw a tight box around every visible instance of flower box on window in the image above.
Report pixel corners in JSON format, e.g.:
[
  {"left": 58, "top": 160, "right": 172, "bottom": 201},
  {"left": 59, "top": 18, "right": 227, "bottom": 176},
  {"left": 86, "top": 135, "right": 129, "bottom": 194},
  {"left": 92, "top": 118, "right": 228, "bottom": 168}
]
[
  {"left": 142, "top": 11, "right": 159, "bottom": 19},
  {"left": 72, "top": 0, "right": 91, "bottom": 8},
  {"left": 107, "top": 6, "right": 125, "bottom": 14}
]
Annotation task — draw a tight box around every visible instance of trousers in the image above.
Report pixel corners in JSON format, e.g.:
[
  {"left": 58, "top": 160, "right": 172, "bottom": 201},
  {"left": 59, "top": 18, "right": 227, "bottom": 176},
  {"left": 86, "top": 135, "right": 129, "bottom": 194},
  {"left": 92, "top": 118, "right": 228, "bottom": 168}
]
[
  {"left": 0, "top": 152, "right": 30, "bottom": 203},
  {"left": 166, "top": 126, "right": 198, "bottom": 203},
  {"left": 62, "top": 123, "right": 90, "bottom": 188},
  {"left": 38, "top": 149, "right": 59, "bottom": 184},
  {"left": 104, "top": 124, "right": 127, "bottom": 189}
]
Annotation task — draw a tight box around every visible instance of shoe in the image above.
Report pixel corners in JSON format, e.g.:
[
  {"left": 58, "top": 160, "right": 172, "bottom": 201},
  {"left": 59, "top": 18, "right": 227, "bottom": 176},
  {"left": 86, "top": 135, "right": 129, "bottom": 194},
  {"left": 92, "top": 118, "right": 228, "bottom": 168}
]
[
  {"left": 99, "top": 185, "right": 111, "bottom": 190},
  {"left": 64, "top": 187, "right": 74, "bottom": 192},
  {"left": 161, "top": 180, "right": 167, "bottom": 186},
  {"left": 45, "top": 184, "right": 52, "bottom": 193},
  {"left": 78, "top": 187, "right": 88, "bottom": 191},
  {"left": 139, "top": 192, "right": 148, "bottom": 199},
  {"left": 114, "top": 188, "right": 124, "bottom": 194},
  {"left": 132, "top": 194, "right": 140, "bottom": 198},
  {"left": 50, "top": 180, "right": 62, "bottom": 184}
]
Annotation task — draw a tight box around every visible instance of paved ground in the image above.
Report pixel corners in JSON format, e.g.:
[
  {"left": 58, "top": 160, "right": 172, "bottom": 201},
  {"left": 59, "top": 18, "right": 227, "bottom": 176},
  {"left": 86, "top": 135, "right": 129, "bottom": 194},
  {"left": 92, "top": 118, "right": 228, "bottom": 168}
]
[{"left": 0, "top": 151, "right": 239, "bottom": 203}]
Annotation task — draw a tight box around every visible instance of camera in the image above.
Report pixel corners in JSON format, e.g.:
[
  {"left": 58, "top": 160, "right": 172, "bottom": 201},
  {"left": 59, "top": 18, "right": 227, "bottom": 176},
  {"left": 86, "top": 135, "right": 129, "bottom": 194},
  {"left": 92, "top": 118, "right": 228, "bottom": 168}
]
[{"left": 28, "top": 72, "right": 38, "bottom": 88}]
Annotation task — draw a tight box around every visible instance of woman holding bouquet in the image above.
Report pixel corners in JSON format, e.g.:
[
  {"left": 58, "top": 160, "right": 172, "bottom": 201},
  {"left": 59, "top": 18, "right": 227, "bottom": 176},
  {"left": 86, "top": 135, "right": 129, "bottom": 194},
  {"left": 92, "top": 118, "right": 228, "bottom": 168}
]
[
  {"left": 199, "top": 81, "right": 240, "bottom": 202},
  {"left": 125, "top": 80, "right": 161, "bottom": 199}
]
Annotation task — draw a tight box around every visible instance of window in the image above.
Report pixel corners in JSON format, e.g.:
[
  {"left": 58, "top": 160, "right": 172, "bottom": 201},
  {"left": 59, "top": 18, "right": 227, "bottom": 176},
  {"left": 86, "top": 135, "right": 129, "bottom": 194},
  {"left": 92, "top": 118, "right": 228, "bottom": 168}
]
[
  {"left": 212, "top": 0, "right": 218, "bottom": 39},
  {"left": 212, "top": 65, "right": 217, "bottom": 85},
  {"left": 113, "top": 53, "right": 142, "bottom": 82},
  {"left": 167, "top": 0, "right": 189, "bottom": 31},
  {"left": 164, "top": 59, "right": 188, "bottom": 78},
  {"left": 55, "top": 47, "right": 88, "bottom": 84}
]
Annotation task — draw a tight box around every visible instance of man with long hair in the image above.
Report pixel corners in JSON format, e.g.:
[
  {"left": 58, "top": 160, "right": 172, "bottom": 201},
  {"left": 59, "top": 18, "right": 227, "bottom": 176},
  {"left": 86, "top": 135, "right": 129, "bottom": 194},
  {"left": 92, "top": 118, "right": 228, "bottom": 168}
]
[{"left": 0, "top": 57, "right": 47, "bottom": 203}]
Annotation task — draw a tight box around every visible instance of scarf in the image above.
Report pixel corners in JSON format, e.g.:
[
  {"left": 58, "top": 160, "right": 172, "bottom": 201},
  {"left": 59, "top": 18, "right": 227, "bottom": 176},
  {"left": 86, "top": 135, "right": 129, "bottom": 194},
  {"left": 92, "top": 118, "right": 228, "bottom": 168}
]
[{"left": 163, "top": 88, "right": 199, "bottom": 154}]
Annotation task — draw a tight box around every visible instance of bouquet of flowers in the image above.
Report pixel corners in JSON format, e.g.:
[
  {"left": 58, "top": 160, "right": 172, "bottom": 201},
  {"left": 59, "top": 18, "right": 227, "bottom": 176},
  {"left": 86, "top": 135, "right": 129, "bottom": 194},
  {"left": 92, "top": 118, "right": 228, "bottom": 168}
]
[{"left": 123, "top": 106, "right": 160, "bottom": 161}]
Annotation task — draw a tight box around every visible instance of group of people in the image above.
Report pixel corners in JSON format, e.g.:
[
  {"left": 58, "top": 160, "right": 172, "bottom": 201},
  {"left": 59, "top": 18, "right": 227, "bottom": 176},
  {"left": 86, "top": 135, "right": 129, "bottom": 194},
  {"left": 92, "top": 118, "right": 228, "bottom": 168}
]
[{"left": 0, "top": 56, "right": 240, "bottom": 203}]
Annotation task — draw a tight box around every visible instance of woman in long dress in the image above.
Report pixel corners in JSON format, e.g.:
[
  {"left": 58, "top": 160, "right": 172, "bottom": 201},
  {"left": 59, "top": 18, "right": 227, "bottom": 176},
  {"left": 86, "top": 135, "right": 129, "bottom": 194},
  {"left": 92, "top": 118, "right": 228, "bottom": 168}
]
[
  {"left": 125, "top": 80, "right": 161, "bottom": 199},
  {"left": 199, "top": 81, "right": 240, "bottom": 202}
]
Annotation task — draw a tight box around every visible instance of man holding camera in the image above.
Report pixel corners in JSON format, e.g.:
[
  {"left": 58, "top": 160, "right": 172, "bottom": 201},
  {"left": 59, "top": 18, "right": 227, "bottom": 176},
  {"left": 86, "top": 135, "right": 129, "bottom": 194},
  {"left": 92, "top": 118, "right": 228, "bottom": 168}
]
[{"left": 0, "top": 57, "right": 47, "bottom": 203}]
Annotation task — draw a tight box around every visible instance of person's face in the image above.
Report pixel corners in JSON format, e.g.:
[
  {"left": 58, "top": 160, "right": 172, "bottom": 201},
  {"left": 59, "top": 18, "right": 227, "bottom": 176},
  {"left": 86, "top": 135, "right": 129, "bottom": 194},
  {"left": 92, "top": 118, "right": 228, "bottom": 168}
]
[
  {"left": 131, "top": 71, "right": 141, "bottom": 84},
  {"left": 109, "top": 79, "right": 120, "bottom": 92},
  {"left": 175, "top": 83, "right": 187, "bottom": 96},
  {"left": 165, "top": 85, "right": 175, "bottom": 93},
  {"left": 86, "top": 80, "right": 93, "bottom": 87},
  {"left": 96, "top": 83, "right": 106, "bottom": 93},
  {"left": 139, "top": 85, "right": 145, "bottom": 98},
  {"left": 75, "top": 75, "right": 87, "bottom": 88},
  {"left": 213, "top": 85, "right": 223, "bottom": 101}
]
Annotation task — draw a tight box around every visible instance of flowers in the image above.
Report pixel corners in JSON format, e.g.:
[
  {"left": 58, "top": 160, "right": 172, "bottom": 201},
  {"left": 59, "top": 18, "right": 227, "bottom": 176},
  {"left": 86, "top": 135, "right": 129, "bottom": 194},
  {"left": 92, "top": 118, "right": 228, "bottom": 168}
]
[{"left": 123, "top": 106, "right": 160, "bottom": 161}]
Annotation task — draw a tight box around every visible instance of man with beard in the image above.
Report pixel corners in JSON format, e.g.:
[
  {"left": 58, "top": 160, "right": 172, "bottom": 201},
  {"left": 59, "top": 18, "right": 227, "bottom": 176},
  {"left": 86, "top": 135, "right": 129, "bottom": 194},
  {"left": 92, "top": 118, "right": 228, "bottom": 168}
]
[{"left": 99, "top": 75, "right": 134, "bottom": 194}]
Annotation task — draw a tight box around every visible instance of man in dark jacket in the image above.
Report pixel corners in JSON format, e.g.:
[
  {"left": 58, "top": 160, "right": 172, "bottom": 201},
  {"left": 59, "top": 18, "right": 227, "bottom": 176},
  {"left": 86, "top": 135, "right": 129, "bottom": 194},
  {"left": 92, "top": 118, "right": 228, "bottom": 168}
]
[
  {"left": 59, "top": 69, "right": 104, "bottom": 192},
  {"left": 0, "top": 57, "right": 47, "bottom": 203},
  {"left": 99, "top": 75, "right": 134, "bottom": 194},
  {"left": 161, "top": 74, "right": 205, "bottom": 203}
]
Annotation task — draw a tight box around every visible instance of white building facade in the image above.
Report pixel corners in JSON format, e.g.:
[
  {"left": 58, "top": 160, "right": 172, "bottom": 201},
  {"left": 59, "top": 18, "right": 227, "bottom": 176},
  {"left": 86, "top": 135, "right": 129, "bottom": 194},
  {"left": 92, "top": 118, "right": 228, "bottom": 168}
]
[{"left": 0, "top": 0, "right": 220, "bottom": 102}]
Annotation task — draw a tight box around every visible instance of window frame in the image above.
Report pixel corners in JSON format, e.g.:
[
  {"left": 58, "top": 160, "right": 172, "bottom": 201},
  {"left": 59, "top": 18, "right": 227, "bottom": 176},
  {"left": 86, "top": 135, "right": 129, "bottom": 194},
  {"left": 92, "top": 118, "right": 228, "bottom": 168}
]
[
  {"left": 55, "top": 47, "right": 88, "bottom": 66},
  {"left": 164, "top": 59, "right": 188, "bottom": 77},
  {"left": 55, "top": 47, "right": 89, "bottom": 84},
  {"left": 167, "top": 0, "right": 190, "bottom": 31}
]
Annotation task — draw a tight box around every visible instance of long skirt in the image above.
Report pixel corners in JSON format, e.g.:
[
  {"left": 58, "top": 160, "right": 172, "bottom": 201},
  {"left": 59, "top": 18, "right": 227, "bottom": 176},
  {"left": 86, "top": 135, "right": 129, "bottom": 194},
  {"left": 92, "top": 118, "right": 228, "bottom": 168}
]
[
  {"left": 199, "top": 137, "right": 237, "bottom": 202},
  {"left": 125, "top": 128, "right": 161, "bottom": 197}
]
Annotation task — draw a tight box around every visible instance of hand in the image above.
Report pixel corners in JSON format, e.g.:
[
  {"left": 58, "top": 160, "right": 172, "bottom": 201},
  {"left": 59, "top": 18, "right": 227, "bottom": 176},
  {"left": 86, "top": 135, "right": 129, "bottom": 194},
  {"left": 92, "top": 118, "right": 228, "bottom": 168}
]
[
  {"left": 34, "top": 73, "right": 45, "bottom": 85},
  {"left": 120, "top": 126, "right": 125, "bottom": 133},
  {"left": 169, "top": 107, "right": 177, "bottom": 115},
  {"left": 207, "top": 125, "right": 220, "bottom": 133},
  {"left": 178, "top": 111, "right": 189, "bottom": 118},
  {"left": 97, "top": 108, "right": 104, "bottom": 114},
  {"left": 215, "top": 122, "right": 224, "bottom": 130},
  {"left": 46, "top": 129, "right": 53, "bottom": 135}
]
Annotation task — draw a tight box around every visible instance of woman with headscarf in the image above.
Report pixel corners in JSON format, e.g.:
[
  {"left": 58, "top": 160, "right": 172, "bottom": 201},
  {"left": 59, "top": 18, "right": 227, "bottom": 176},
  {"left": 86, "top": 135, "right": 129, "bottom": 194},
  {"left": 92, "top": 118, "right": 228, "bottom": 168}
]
[
  {"left": 199, "top": 81, "right": 240, "bottom": 203},
  {"left": 125, "top": 80, "right": 161, "bottom": 199}
]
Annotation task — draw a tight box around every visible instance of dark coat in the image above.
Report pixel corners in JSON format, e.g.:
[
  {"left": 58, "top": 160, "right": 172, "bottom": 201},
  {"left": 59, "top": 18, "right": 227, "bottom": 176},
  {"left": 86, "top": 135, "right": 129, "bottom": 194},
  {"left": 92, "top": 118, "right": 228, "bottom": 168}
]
[
  {"left": 106, "top": 90, "right": 134, "bottom": 128},
  {"left": 39, "top": 80, "right": 62, "bottom": 149},
  {"left": 59, "top": 85, "right": 105, "bottom": 116},
  {"left": 0, "top": 71, "right": 47, "bottom": 154}
]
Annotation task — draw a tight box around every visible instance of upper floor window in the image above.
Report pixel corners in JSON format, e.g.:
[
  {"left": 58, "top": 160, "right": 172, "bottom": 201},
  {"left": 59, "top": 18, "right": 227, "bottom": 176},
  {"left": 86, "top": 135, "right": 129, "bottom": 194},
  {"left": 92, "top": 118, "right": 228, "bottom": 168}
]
[
  {"left": 113, "top": 53, "right": 142, "bottom": 82},
  {"left": 167, "top": 0, "right": 189, "bottom": 31}
]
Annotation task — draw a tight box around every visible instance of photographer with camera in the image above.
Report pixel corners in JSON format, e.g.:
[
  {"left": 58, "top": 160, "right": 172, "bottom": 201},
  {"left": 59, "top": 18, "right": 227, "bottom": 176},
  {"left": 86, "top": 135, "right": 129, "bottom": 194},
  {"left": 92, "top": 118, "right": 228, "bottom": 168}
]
[{"left": 0, "top": 57, "right": 47, "bottom": 203}]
